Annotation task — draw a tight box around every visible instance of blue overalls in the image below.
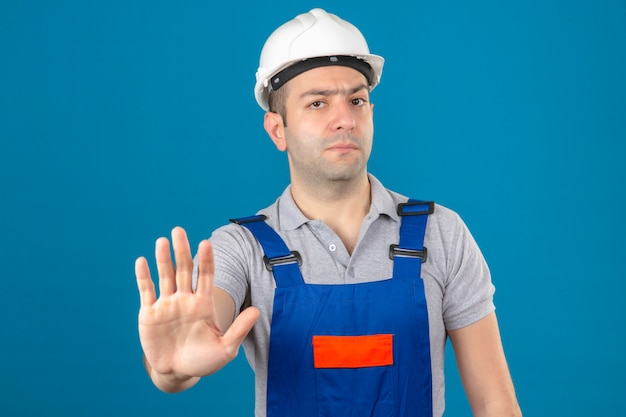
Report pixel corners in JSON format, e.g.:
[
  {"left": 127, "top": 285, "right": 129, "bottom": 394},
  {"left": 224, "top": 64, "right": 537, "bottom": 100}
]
[{"left": 231, "top": 200, "right": 434, "bottom": 417}]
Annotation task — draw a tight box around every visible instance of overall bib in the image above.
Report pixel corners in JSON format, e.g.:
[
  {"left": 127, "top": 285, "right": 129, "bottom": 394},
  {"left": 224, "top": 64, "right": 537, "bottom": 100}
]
[{"left": 232, "top": 200, "right": 434, "bottom": 417}]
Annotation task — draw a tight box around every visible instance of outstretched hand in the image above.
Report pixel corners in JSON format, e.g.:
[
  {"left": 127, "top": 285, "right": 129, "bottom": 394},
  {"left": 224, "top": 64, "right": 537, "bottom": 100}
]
[{"left": 135, "top": 227, "right": 259, "bottom": 388}]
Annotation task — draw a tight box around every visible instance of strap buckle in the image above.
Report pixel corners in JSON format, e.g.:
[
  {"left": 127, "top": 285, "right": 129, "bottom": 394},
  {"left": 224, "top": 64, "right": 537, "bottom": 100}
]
[
  {"left": 397, "top": 201, "right": 434, "bottom": 216},
  {"left": 229, "top": 214, "right": 267, "bottom": 224},
  {"left": 263, "top": 251, "right": 302, "bottom": 271},
  {"left": 389, "top": 244, "right": 428, "bottom": 263}
]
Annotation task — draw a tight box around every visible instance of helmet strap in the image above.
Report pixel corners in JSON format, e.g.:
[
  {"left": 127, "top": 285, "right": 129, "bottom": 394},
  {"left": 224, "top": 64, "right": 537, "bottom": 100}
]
[{"left": 269, "top": 55, "right": 373, "bottom": 92}]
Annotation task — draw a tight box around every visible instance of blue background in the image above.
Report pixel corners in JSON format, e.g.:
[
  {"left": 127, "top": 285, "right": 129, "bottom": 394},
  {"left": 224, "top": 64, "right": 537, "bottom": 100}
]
[{"left": 1, "top": 1, "right": 625, "bottom": 415}]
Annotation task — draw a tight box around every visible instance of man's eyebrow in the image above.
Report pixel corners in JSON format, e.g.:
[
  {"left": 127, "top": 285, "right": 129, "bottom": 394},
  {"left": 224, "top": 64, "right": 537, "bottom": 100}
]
[{"left": 299, "top": 84, "right": 369, "bottom": 99}]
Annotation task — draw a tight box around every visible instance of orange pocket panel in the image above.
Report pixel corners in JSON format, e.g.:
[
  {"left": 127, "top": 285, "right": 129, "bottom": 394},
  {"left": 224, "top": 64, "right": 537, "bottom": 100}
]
[{"left": 312, "top": 334, "right": 394, "bottom": 369}]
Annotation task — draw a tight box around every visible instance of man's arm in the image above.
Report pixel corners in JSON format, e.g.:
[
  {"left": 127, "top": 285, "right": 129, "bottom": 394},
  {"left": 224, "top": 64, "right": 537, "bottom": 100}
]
[
  {"left": 135, "top": 227, "right": 258, "bottom": 393},
  {"left": 448, "top": 312, "right": 522, "bottom": 417}
]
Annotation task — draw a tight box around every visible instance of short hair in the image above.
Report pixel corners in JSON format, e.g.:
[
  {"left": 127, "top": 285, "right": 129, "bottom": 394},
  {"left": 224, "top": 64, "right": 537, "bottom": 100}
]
[{"left": 268, "top": 83, "right": 289, "bottom": 126}]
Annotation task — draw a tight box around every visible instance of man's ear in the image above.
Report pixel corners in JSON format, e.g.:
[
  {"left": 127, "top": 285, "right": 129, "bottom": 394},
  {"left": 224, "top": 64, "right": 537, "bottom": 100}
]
[{"left": 264, "top": 112, "right": 287, "bottom": 151}]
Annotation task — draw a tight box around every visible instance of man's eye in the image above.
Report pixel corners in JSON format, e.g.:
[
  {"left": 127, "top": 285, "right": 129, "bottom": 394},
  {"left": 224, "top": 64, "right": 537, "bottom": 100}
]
[
  {"left": 352, "top": 98, "right": 366, "bottom": 106},
  {"left": 310, "top": 101, "right": 323, "bottom": 108}
]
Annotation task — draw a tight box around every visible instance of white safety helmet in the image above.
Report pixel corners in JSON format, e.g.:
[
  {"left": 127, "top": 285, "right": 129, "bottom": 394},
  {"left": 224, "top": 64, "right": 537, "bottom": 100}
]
[{"left": 254, "top": 8, "right": 385, "bottom": 111}]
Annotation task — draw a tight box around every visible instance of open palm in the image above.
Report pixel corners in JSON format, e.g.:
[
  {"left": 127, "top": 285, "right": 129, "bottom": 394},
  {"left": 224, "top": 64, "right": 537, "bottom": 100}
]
[{"left": 135, "top": 227, "right": 258, "bottom": 383}]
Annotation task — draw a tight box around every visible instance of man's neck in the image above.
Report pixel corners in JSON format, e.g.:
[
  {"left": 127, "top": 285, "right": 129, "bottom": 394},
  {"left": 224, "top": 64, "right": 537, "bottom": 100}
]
[{"left": 290, "top": 173, "right": 371, "bottom": 254}]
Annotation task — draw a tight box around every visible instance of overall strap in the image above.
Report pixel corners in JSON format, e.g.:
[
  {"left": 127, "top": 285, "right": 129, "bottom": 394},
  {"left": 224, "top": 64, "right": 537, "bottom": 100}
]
[
  {"left": 391, "top": 200, "right": 434, "bottom": 280},
  {"left": 230, "top": 215, "right": 305, "bottom": 287}
]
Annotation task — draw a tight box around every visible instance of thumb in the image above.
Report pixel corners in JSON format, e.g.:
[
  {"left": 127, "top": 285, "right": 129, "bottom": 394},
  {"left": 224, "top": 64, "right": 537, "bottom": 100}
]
[{"left": 222, "top": 306, "right": 260, "bottom": 348}]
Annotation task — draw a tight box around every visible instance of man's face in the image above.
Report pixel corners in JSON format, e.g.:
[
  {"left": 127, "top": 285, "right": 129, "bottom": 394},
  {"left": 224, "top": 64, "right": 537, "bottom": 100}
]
[{"left": 280, "top": 65, "right": 374, "bottom": 185}]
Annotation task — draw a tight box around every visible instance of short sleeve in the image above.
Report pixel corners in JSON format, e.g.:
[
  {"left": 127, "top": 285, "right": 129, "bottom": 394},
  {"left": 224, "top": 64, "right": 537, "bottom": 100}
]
[
  {"left": 441, "top": 213, "right": 495, "bottom": 330},
  {"left": 192, "top": 224, "right": 254, "bottom": 311}
]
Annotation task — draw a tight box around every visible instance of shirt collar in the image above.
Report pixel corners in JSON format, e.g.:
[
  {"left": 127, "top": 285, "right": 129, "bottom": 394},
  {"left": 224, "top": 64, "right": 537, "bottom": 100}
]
[{"left": 277, "top": 174, "right": 399, "bottom": 231}]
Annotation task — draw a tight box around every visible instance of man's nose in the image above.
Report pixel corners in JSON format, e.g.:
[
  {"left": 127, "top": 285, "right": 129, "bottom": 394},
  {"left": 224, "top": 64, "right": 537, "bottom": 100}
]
[{"left": 331, "top": 101, "right": 356, "bottom": 131}]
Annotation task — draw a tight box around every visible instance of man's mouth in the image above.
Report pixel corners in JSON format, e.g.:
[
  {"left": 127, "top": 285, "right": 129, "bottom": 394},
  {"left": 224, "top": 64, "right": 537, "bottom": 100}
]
[{"left": 327, "top": 142, "right": 358, "bottom": 152}]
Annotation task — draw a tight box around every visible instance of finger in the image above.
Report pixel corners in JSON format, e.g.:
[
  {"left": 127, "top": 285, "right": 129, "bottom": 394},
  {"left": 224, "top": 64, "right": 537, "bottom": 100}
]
[
  {"left": 195, "top": 239, "right": 215, "bottom": 296},
  {"left": 223, "top": 306, "right": 260, "bottom": 350},
  {"left": 155, "top": 236, "right": 176, "bottom": 297},
  {"left": 171, "top": 226, "right": 193, "bottom": 294},
  {"left": 135, "top": 256, "right": 156, "bottom": 307}
]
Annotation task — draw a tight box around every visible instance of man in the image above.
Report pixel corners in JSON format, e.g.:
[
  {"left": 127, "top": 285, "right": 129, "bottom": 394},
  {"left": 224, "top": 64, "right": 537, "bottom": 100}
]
[{"left": 135, "top": 8, "right": 522, "bottom": 417}]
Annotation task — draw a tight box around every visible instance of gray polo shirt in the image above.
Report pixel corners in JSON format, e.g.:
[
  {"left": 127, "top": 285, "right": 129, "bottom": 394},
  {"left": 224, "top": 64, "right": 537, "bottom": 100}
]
[{"left": 202, "top": 174, "right": 495, "bottom": 417}]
